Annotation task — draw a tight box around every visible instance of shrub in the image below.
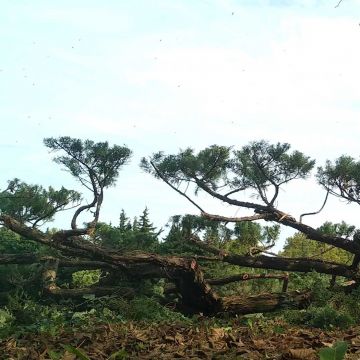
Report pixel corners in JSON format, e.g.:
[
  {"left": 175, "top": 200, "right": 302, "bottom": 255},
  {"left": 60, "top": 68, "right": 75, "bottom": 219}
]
[{"left": 284, "top": 305, "right": 354, "bottom": 330}]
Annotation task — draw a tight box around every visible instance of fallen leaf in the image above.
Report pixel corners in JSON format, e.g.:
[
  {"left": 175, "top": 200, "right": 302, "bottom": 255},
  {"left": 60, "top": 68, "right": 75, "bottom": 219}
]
[
  {"left": 288, "top": 348, "right": 316, "bottom": 359},
  {"left": 252, "top": 339, "right": 267, "bottom": 349}
]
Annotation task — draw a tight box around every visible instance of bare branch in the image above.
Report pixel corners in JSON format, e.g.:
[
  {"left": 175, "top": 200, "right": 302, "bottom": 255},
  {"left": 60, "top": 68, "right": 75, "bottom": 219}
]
[
  {"left": 150, "top": 161, "right": 205, "bottom": 213},
  {"left": 300, "top": 189, "right": 329, "bottom": 223},
  {"left": 335, "top": 0, "right": 343, "bottom": 7},
  {"left": 223, "top": 187, "right": 247, "bottom": 197}
]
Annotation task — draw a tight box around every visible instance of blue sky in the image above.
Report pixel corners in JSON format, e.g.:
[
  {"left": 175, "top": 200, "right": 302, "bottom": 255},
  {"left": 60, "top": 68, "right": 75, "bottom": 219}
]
[{"left": 1, "top": 0, "right": 360, "bottom": 248}]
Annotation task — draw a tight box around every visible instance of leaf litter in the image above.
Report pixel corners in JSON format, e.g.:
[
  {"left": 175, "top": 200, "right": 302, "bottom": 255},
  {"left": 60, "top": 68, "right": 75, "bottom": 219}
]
[{"left": 2, "top": 322, "right": 360, "bottom": 359}]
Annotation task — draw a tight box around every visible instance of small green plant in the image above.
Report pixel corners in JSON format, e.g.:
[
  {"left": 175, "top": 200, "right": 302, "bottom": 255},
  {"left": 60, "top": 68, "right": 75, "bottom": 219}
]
[
  {"left": 128, "top": 297, "right": 190, "bottom": 323},
  {"left": 319, "top": 341, "right": 348, "bottom": 360},
  {"left": 109, "top": 349, "right": 129, "bottom": 359},
  {"left": 62, "top": 344, "right": 90, "bottom": 360},
  {"left": 306, "top": 306, "right": 354, "bottom": 330},
  {"left": 283, "top": 306, "right": 354, "bottom": 330}
]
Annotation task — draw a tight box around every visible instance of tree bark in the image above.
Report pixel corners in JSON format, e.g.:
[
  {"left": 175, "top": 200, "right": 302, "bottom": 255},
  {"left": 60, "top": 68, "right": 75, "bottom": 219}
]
[
  {"left": 208, "top": 273, "right": 288, "bottom": 286},
  {"left": 45, "top": 286, "right": 135, "bottom": 299},
  {"left": 220, "top": 290, "right": 311, "bottom": 315}
]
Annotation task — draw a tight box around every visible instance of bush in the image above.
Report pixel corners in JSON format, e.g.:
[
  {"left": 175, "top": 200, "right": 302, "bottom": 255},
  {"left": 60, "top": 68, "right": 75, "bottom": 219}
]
[
  {"left": 289, "top": 272, "right": 332, "bottom": 306},
  {"left": 284, "top": 305, "right": 354, "bottom": 330}
]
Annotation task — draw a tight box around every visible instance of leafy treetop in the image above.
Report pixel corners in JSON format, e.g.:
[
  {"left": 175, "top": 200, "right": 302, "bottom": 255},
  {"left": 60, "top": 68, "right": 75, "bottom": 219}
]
[
  {"left": 318, "top": 156, "right": 360, "bottom": 205},
  {"left": 44, "top": 137, "right": 132, "bottom": 229},
  {"left": 141, "top": 140, "right": 315, "bottom": 207},
  {"left": 0, "top": 178, "right": 81, "bottom": 227}
]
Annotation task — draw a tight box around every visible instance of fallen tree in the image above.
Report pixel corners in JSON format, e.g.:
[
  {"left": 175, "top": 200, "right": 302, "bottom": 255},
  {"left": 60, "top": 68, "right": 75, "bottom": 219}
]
[{"left": 1, "top": 137, "right": 357, "bottom": 315}]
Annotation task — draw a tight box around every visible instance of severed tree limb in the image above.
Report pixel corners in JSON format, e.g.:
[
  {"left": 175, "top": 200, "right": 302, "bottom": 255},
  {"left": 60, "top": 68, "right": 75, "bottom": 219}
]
[
  {"left": 199, "top": 206, "right": 360, "bottom": 255},
  {"left": 153, "top": 171, "right": 360, "bottom": 255},
  {"left": 165, "top": 273, "right": 289, "bottom": 295},
  {"left": 149, "top": 164, "right": 360, "bottom": 256},
  {"left": 0, "top": 254, "right": 118, "bottom": 269},
  {"left": 45, "top": 286, "right": 135, "bottom": 299},
  {"left": 189, "top": 236, "right": 360, "bottom": 279},
  {"left": 220, "top": 290, "right": 311, "bottom": 315},
  {"left": 201, "top": 211, "right": 269, "bottom": 222},
  {"left": 150, "top": 161, "right": 205, "bottom": 213},
  {"left": 208, "top": 273, "right": 288, "bottom": 286}
]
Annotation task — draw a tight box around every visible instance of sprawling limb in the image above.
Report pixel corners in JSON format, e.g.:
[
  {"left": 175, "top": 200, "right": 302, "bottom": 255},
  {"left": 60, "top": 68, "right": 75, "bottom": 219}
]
[
  {"left": 190, "top": 236, "right": 359, "bottom": 280},
  {"left": 201, "top": 208, "right": 360, "bottom": 255}
]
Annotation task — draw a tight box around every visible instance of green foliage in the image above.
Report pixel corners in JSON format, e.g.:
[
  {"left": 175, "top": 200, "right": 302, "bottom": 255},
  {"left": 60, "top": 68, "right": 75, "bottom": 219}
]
[
  {"left": 0, "top": 228, "right": 49, "bottom": 294},
  {"left": 160, "top": 214, "right": 280, "bottom": 257},
  {"left": 0, "top": 308, "right": 13, "bottom": 329},
  {"left": 124, "top": 297, "right": 190, "bottom": 322},
  {"left": 61, "top": 345, "right": 91, "bottom": 360},
  {"left": 119, "top": 209, "right": 131, "bottom": 232},
  {"left": 326, "top": 287, "right": 360, "bottom": 324},
  {"left": 142, "top": 140, "right": 314, "bottom": 205},
  {"left": 319, "top": 341, "right": 348, "bottom": 360},
  {"left": 0, "top": 291, "right": 192, "bottom": 339},
  {"left": 0, "top": 295, "right": 67, "bottom": 337},
  {"left": 0, "top": 227, "right": 41, "bottom": 253},
  {"left": 283, "top": 306, "right": 354, "bottom": 330},
  {"left": 282, "top": 271, "right": 359, "bottom": 330},
  {"left": 318, "top": 155, "right": 360, "bottom": 204},
  {"left": 141, "top": 145, "right": 231, "bottom": 191},
  {"left": 44, "top": 137, "right": 132, "bottom": 188},
  {"left": 108, "top": 349, "right": 129, "bottom": 359},
  {"left": 72, "top": 270, "right": 101, "bottom": 288},
  {"left": 243, "top": 314, "right": 286, "bottom": 337},
  {"left": 305, "top": 306, "right": 354, "bottom": 330},
  {"left": 318, "top": 221, "right": 356, "bottom": 238},
  {"left": 95, "top": 208, "right": 159, "bottom": 251},
  {"left": 0, "top": 179, "right": 81, "bottom": 226},
  {"left": 231, "top": 141, "right": 315, "bottom": 199},
  {"left": 282, "top": 231, "right": 352, "bottom": 265},
  {"left": 288, "top": 272, "right": 333, "bottom": 305}
]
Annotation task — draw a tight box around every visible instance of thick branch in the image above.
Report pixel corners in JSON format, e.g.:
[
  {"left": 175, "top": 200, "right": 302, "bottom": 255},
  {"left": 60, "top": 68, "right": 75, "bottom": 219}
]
[
  {"left": 0, "top": 254, "right": 117, "bottom": 269},
  {"left": 185, "top": 177, "right": 360, "bottom": 255},
  {"left": 150, "top": 161, "right": 205, "bottom": 213},
  {"left": 279, "top": 216, "right": 360, "bottom": 255},
  {"left": 202, "top": 211, "right": 269, "bottom": 222},
  {"left": 190, "top": 237, "right": 359, "bottom": 279},
  {"left": 71, "top": 172, "right": 98, "bottom": 229},
  {"left": 0, "top": 215, "right": 51, "bottom": 245},
  {"left": 220, "top": 290, "right": 311, "bottom": 315},
  {"left": 45, "top": 286, "right": 135, "bottom": 299},
  {"left": 195, "top": 178, "right": 270, "bottom": 212},
  {"left": 200, "top": 206, "right": 360, "bottom": 255},
  {"left": 208, "top": 273, "right": 287, "bottom": 286}
]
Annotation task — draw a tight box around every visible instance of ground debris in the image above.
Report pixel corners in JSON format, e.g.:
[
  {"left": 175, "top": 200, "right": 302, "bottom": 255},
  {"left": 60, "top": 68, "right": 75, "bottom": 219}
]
[{"left": 1, "top": 322, "right": 360, "bottom": 359}]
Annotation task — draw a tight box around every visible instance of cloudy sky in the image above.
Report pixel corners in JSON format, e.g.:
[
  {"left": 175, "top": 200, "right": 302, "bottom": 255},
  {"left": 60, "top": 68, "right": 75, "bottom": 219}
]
[{"left": 1, "top": 0, "right": 360, "bottom": 248}]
